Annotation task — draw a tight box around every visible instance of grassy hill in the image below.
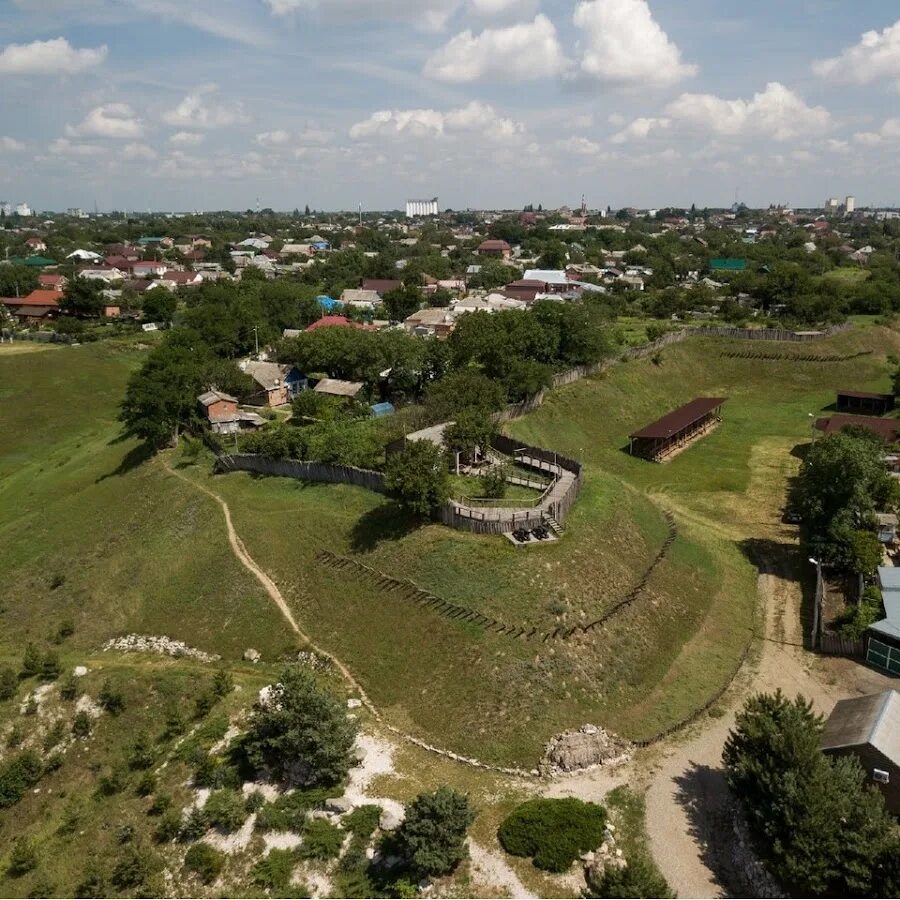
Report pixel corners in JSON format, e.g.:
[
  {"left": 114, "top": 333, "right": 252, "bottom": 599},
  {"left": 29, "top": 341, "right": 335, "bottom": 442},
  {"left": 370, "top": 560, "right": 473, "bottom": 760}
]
[{"left": 1, "top": 325, "right": 897, "bottom": 896}]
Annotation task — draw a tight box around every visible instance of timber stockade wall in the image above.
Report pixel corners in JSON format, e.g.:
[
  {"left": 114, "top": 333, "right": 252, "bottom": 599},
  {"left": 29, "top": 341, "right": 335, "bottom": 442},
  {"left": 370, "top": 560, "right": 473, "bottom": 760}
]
[
  {"left": 214, "top": 454, "right": 387, "bottom": 492},
  {"left": 439, "top": 434, "right": 583, "bottom": 535},
  {"left": 496, "top": 322, "right": 852, "bottom": 423},
  {"left": 215, "top": 444, "right": 583, "bottom": 536}
]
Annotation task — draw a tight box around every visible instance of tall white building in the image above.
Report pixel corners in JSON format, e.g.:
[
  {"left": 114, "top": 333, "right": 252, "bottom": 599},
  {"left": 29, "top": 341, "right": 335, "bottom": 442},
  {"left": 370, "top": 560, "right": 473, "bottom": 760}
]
[
  {"left": 405, "top": 197, "right": 438, "bottom": 218},
  {"left": 845, "top": 195, "right": 856, "bottom": 214},
  {"left": 824, "top": 197, "right": 840, "bottom": 213},
  {"left": 14, "top": 202, "right": 32, "bottom": 217}
]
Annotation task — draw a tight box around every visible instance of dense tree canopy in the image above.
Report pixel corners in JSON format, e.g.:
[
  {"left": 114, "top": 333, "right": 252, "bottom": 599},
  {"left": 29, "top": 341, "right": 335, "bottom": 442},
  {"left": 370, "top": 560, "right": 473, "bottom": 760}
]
[
  {"left": 394, "top": 787, "right": 475, "bottom": 879},
  {"left": 724, "top": 691, "right": 899, "bottom": 897}
]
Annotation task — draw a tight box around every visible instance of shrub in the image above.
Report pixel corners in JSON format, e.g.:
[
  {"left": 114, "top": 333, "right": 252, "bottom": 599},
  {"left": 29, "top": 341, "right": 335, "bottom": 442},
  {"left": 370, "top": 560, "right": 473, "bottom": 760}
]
[
  {"left": 194, "top": 691, "right": 216, "bottom": 719},
  {"left": 54, "top": 619, "right": 75, "bottom": 642},
  {"left": 110, "top": 844, "right": 156, "bottom": 891},
  {"left": 136, "top": 771, "right": 157, "bottom": 797},
  {"left": 128, "top": 732, "right": 155, "bottom": 770},
  {"left": 154, "top": 809, "right": 182, "bottom": 844},
  {"left": 212, "top": 669, "right": 234, "bottom": 698},
  {"left": 245, "top": 789, "right": 266, "bottom": 813},
  {"left": 6, "top": 836, "right": 38, "bottom": 877},
  {"left": 0, "top": 666, "right": 17, "bottom": 701},
  {"left": 299, "top": 818, "right": 343, "bottom": 860},
  {"left": 21, "top": 643, "right": 41, "bottom": 678},
  {"left": 0, "top": 751, "right": 43, "bottom": 808},
  {"left": 42, "top": 720, "right": 66, "bottom": 752},
  {"left": 184, "top": 843, "right": 225, "bottom": 884},
  {"left": 193, "top": 754, "right": 241, "bottom": 790},
  {"left": 58, "top": 673, "right": 79, "bottom": 701},
  {"left": 162, "top": 708, "right": 185, "bottom": 739},
  {"left": 834, "top": 595, "right": 883, "bottom": 640},
  {"left": 395, "top": 786, "right": 474, "bottom": 879},
  {"left": 98, "top": 679, "right": 126, "bottom": 715},
  {"left": 40, "top": 648, "right": 61, "bottom": 680},
  {"left": 204, "top": 789, "right": 247, "bottom": 832},
  {"left": 72, "top": 710, "right": 92, "bottom": 738},
  {"left": 251, "top": 849, "right": 297, "bottom": 891},
  {"left": 586, "top": 855, "right": 673, "bottom": 899},
  {"left": 148, "top": 793, "right": 172, "bottom": 816},
  {"left": 96, "top": 766, "right": 127, "bottom": 797},
  {"left": 179, "top": 807, "right": 209, "bottom": 842},
  {"left": 244, "top": 666, "right": 357, "bottom": 787},
  {"left": 498, "top": 797, "right": 607, "bottom": 873},
  {"left": 255, "top": 788, "right": 331, "bottom": 832},
  {"left": 480, "top": 464, "right": 507, "bottom": 499},
  {"left": 75, "top": 861, "right": 106, "bottom": 898},
  {"left": 344, "top": 804, "right": 381, "bottom": 838}
]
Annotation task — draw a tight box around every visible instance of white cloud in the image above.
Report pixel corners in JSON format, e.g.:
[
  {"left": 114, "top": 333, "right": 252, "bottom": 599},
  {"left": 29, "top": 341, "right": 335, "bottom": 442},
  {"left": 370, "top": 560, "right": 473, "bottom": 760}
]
[
  {"left": 298, "top": 125, "right": 333, "bottom": 144},
  {"left": 162, "top": 85, "right": 248, "bottom": 129},
  {"left": 813, "top": 20, "right": 900, "bottom": 88},
  {"left": 424, "top": 15, "right": 564, "bottom": 82},
  {"left": 256, "top": 129, "right": 290, "bottom": 147},
  {"left": 0, "top": 37, "right": 107, "bottom": 75},
  {"left": 264, "top": 0, "right": 461, "bottom": 31},
  {"left": 122, "top": 142, "right": 157, "bottom": 160},
  {"left": 349, "top": 101, "right": 522, "bottom": 141},
  {"left": 610, "top": 116, "right": 671, "bottom": 143},
  {"left": 49, "top": 138, "right": 107, "bottom": 157},
  {"left": 574, "top": 0, "right": 697, "bottom": 87},
  {"left": 169, "top": 131, "right": 204, "bottom": 145},
  {"left": 852, "top": 118, "right": 900, "bottom": 146},
  {"left": 0, "top": 136, "right": 26, "bottom": 152},
  {"left": 67, "top": 103, "right": 144, "bottom": 139},
  {"left": 665, "top": 82, "right": 831, "bottom": 141}
]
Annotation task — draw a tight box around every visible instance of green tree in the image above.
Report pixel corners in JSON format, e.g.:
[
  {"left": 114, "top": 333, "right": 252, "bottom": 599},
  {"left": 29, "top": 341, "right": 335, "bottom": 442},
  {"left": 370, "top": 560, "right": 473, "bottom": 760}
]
[
  {"left": 383, "top": 284, "right": 423, "bottom": 322},
  {"left": 60, "top": 276, "right": 105, "bottom": 316},
  {"left": 424, "top": 370, "right": 506, "bottom": 419},
  {"left": 394, "top": 787, "right": 475, "bottom": 879},
  {"left": 244, "top": 666, "right": 357, "bottom": 787},
  {"left": 141, "top": 289, "right": 178, "bottom": 324},
  {"left": 0, "top": 264, "right": 38, "bottom": 298},
  {"left": 6, "top": 836, "right": 38, "bottom": 877},
  {"left": 384, "top": 440, "right": 451, "bottom": 517},
  {"left": 723, "top": 691, "right": 899, "bottom": 896},
  {"left": 444, "top": 408, "right": 493, "bottom": 462}
]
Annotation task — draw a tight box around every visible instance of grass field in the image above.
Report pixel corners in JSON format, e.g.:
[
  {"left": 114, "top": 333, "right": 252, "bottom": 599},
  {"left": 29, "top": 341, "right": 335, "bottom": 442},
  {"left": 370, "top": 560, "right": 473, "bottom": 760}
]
[
  {"left": 3, "top": 327, "right": 898, "bottom": 769},
  {"left": 2, "top": 324, "right": 898, "bottom": 895}
]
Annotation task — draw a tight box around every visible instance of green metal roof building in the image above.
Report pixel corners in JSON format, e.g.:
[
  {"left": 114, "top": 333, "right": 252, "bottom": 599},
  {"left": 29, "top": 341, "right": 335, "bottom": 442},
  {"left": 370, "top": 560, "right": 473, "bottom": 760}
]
[{"left": 709, "top": 258, "right": 747, "bottom": 272}]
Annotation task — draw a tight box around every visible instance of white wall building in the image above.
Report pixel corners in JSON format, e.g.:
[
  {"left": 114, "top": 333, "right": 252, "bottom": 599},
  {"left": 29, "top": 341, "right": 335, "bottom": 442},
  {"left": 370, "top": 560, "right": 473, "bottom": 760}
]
[
  {"left": 845, "top": 196, "right": 856, "bottom": 214},
  {"left": 405, "top": 197, "right": 439, "bottom": 218},
  {"left": 14, "top": 202, "right": 33, "bottom": 217}
]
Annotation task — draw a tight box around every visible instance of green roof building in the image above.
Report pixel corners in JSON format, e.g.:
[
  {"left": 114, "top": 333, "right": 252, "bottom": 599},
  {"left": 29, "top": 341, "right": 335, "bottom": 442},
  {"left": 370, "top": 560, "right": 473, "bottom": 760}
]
[{"left": 710, "top": 258, "right": 747, "bottom": 272}]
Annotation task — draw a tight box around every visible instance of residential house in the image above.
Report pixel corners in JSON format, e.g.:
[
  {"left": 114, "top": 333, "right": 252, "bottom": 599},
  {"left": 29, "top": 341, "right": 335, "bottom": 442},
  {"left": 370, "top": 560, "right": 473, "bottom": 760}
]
[
  {"left": 239, "top": 360, "right": 305, "bottom": 407},
  {"left": 312, "top": 378, "right": 365, "bottom": 399},
  {"left": 130, "top": 260, "right": 169, "bottom": 278},
  {"left": 158, "top": 271, "right": 202, "bottom": 288},
  {"left": 1, "top": 290, "right": 60, "bottom": 323},
  {"left": 24, "top": 237, "right": 47, "bottom": 252},
  {"left": 476, "top": 239, "right": 512, "bottom": 259},
  {"left": 38, "top": 274, "right": 67, "bottom": 291},
  {"left": 340, "top": 288, "right": 381, "bottom": 310},
  {"left": 876, "top": 513, "right": 898, "bottom": 545},
  {"left": 78, "top": 266, "right": 125, "bottom": 283},
  {"left": 66, "top": 249, "right": 103, "bottom": 262},
  {"left": 404, "top": 307, "right": 457, "bottom": 337},
  {"left": 197, "top": 389, "right": 265, "bottom": 435},
  {"left": 360, "top": 278, "right": 401, "bottom": 296},
  {"left": 867, "top": 567, "right": 900, "bottom": 675},
  {"left": 820, "top": 690, "right": 900, "bottom": 813}
]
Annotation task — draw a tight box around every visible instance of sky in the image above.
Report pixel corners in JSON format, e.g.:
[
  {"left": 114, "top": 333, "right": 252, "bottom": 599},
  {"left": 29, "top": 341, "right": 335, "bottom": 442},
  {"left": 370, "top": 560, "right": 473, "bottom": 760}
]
[{"left": 1, "top": 0, "right": 900, "bottom": 212}]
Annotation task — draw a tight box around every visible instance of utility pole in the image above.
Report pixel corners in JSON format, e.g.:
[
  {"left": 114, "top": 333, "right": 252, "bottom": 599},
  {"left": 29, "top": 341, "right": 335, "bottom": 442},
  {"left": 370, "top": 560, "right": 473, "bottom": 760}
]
[{"left": 253, "top": 325, "right": 259, "bottom": 358}]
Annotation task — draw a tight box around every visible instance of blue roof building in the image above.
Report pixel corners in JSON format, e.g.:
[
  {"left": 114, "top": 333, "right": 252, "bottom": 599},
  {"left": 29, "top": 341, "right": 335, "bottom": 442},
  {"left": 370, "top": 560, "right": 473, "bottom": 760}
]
[
  {"left": 316, "top": 295, "right": 342, "bottom": 312},
  {"left": 370, "top": 402, "right": 395, "bottom": 417}
]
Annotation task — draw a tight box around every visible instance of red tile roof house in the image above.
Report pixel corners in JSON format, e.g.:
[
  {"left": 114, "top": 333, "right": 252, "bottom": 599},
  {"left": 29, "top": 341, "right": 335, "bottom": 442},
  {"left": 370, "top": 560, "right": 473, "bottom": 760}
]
[
  {"left": 159, "top": 271, "right": 202, "bottom": 287},
  {"left": 25, "top": 237, "right": 47, "bottom": 252},
  {"left": 38, "top": 273, "right": 67, "bottom": 291},
  {"left": 306, "top": 315, "right": 377, "bottom": 332},
  {"left": 1, "top": 289, "right": 61, "bottom": 322},
  {"left": 477, "top": 239, "right": 512, "bottom": 259}
]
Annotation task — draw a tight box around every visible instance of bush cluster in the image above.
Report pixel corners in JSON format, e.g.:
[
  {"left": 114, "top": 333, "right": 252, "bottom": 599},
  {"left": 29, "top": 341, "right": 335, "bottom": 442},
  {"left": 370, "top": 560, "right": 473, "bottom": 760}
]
[{"left": 498, "top": 797, "right": 607, "bottom": 873}]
